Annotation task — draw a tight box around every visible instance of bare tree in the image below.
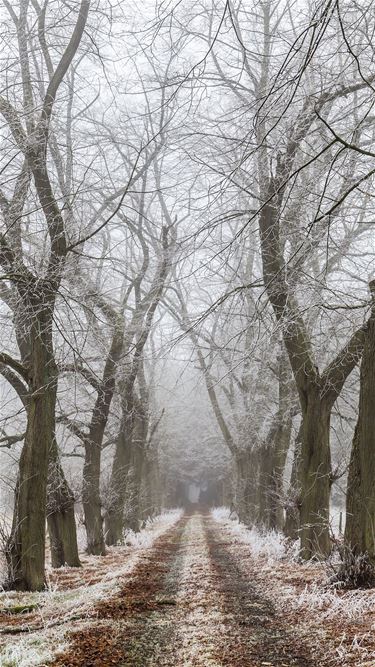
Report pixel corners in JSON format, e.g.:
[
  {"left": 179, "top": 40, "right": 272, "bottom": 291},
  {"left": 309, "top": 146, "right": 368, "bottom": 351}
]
[{"left": 0, "top": 0, "right": 89, "bottom": 590}]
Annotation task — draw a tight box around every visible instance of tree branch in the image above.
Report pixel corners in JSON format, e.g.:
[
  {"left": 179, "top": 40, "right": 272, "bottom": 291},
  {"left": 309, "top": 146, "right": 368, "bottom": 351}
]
[
  {"left": 0, "top": 432, "right": 26, "bottom": 448},
  {"left": 41, "top": 0, "right": 90, "bottom": 130},
  {"left": 322, "top": 327, "right": 366, "bottom": 407},
  {"left": 0, "top": 353, "right": 29, "bottom": 382},
  {"left": 59, "top": 363, "right": 101, "bottom": 393},
  {"left": 56, "top": 416, "right": 87, "bottom": 443},
  {"left": 0, "top": 365, "right": 29, "bottom": 407}
]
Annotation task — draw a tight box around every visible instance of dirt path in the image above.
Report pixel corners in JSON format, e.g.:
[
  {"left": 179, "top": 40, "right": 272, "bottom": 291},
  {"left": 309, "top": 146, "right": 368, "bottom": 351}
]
[{"left": 50, "top": 512, "right": 314, "bottom": 667}]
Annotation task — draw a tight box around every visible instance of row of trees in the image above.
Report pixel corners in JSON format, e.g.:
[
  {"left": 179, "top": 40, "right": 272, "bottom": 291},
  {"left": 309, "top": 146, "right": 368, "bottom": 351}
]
[
  {"left": 0, "top": 0, "right": 183, "bottom": 590},
  {"left": 181, "top": 0, "right": 375, "bottom": 571},
  {"left": 1, "top": 0, "right": 375, "bottom": 592}
]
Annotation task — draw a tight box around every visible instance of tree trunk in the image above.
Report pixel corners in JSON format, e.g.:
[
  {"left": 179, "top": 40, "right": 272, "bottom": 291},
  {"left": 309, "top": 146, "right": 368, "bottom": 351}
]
[
  {"left": 6, "top": 317, "right": 57, "bottom": 591},
  {"left": 345, "top": 309, "right": 375, "bottom": 563},
  {"left": 141, "top": 454, "right": 159, "bottom": 523},
  {"left": 258, "top": 349, "right": 293, "bottom": 530},
  {"left": 284, "top": 424, "right": 302, "bottom": 540},
  {"left": 82, "top": 435, "right": 106, "bottom": 555},
  {"left": 47, "top": 438, "right": 81, "bottom": 568},
  {"left": 258, "top": 155, "right": 364, "bottom": 560},
  {"left": 124, "top": 403, "right": 149, "bottom": 532},
  {"left": 235, "top": 449, "right": 258, "bottom": 524},
  {"left": 105, "top": 396, "right": 151, "bottom": 542},
  {"left": 270, "top": 419, "right": 292, "bottom": 530},
  {"left": 258, "top": 410, "right": 292, "bottom": 530},
  {"left": 104, "top": 426, "right": 132, "bottom": 545},
  {"left": 80, "top": 325, "right": 125, "bottom": 554},
  {"left": 298, "top": 387, "right": 331, "bottom": 559},
  {"left": 258, "top": 443, "right": 273, "bottom": 526},
  {"left": 124, "top": 442, "right": 145, "bottom": 533}
]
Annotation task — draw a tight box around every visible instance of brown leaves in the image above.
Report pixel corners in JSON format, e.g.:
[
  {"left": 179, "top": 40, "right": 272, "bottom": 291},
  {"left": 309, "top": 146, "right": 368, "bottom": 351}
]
[
  {"left": 50, "top": 517, "right": 186, "bottom": 666},
  {"left": 51, "top": 625, "right": 124, "bottom": 667}
]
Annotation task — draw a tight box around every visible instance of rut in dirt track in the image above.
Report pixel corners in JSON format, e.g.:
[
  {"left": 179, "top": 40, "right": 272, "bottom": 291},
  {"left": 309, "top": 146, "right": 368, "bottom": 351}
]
[{"left": 50, "top": 512, "right": 313, "bottom": 667}]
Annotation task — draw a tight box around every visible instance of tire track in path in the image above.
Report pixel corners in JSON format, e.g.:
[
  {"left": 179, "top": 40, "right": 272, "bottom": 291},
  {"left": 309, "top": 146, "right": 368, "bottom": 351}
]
[
  {"left": 49, "top": 514, "right": 189, "bottom": 666},
  {"left": 48, "top": 512, "right": 314, "bottom": 667},
  {"left": 204, "top": 514, "right": 313, "bottom": 666}
]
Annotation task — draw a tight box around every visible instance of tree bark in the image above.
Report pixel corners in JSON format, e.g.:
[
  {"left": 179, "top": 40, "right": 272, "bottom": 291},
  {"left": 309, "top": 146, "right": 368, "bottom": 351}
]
[
  {"left": 284, "top": 423, "right": 302, "bottom": 540},
  {"left": 81, "top": 324, "right": 124, "bottom": 555},
  {"left": 235, "top": 449, "right": 258, "bottom": 524},
  {"left": 104, "top": 424, "right": 132, "bottom": 545},
  {"left": 271, "top": 417, "right": 293, "bottom": 530},
  {"left": 345, "top": 287, "right": 375, "bottom": 563},
  {"left": 6, "top": 314, "right": 57, "bottom": 590},
  {"left": 298, "top": 386, "right": 332, "bottom": 559},
  {"left": 258, "top": 350, "right": 293, "bottom": 530},
  {"left": 124, "top": 444, "right": 145, "bottom": 533},
  {"left": 258, "top": 410, "right": 292, "bottom": 530},
  {"left": 82, "top": 435, "right": 106, "bottom": 556},
  {"left": 105, "top": 398, "right": 147, "bottom": 542},
  {"left": 47, "top": 438, "right": 81, "bottom": 568},
  {"left": 141, "top": 453, "right": 158, "bottom": 523},
  {"left": 125, "top": 398, "right": 149, "bottom": 531}
]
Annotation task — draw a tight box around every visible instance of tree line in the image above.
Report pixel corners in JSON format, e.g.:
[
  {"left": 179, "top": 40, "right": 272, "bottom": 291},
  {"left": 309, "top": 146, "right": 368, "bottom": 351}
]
[{"left": 0, "top": 0, "right": 375, "bottom": 591}]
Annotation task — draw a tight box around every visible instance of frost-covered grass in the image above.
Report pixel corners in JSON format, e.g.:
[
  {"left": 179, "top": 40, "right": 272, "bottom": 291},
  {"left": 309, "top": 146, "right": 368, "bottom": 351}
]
[
  {"left": 211, "top": 507, "right": 232, "bottom": 522},
  {"left": 211, "top": 506, "right": 375, "bottom": 665},
  {"left": 211, "top": 506, "right": 375, "bottom": 622},
  {"left": 0, "top": 508, "right": 183, "bottom": 667},
  {"left": 0, "top": 630, "right": 69, "bottom": 667},
  {"left": 292, "top": 583, "right": 375, "bottom": 620},
  {"left": 211, "top": 506, "right": 297, "bottom": 561},
  {"left": 123, "top": 509, "right": 183, "bottom": 548}
]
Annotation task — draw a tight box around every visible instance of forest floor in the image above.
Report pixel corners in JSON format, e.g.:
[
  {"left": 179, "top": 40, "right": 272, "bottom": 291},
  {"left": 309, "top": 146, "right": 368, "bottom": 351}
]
[{"left": 1, "top": 509, "right": 375, "bottom": 666}]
